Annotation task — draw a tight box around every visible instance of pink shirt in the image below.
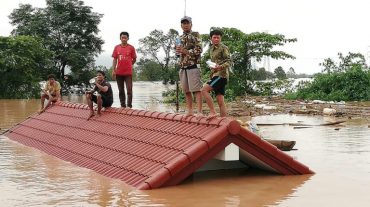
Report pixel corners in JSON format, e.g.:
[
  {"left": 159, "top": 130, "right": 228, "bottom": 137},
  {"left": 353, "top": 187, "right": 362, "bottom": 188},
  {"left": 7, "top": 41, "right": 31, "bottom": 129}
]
[{"left": 112, "top": 44, "right": 137, "bottom": 75}]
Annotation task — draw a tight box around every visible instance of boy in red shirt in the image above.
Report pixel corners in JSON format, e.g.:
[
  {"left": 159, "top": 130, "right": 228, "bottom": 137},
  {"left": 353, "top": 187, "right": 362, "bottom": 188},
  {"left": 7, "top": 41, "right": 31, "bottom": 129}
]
[{"left": 112, "top": 32, "right": 137, "bottom": 108}]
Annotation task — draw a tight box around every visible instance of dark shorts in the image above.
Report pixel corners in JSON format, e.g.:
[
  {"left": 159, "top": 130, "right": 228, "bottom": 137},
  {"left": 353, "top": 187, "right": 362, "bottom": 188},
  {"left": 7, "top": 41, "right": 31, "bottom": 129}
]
[
  {"left": 49, "top": 94, "right": 57, "bottom": 102},
  {"left": 92, "top": 94, "right": 113, "bottom": 108},
  {"left": 206, "top": 76, "right": 227, "bottom": 96},
  {"left": 42, "top": 93, "right": 58, "bottom": 102}
]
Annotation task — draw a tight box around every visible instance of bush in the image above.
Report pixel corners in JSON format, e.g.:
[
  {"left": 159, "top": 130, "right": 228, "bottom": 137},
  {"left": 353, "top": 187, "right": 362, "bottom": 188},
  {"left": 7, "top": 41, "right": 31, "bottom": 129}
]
[{"left": 287, "top": 65, "right": 370, "bottom": 101}]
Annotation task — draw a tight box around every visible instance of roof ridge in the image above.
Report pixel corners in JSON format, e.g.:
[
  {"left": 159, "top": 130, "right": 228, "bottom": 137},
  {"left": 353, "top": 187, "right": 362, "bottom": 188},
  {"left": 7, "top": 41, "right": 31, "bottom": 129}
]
[
  {"left": 55, "top": 101, "right": 233, "bottom": 127},
  {"left": 36, "top": 111, "right": 209, "bottom": 150}
]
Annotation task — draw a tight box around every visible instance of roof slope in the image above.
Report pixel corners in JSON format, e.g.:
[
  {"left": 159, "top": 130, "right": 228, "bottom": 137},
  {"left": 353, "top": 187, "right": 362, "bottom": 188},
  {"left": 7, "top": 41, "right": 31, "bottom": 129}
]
[{"left": 5, "top": 101, "right": 313, "bottom": 190}]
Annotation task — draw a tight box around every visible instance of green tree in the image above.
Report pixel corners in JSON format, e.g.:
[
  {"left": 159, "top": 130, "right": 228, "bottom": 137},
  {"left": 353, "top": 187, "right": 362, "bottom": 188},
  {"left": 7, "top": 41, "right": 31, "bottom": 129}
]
[
  {"left": 66, "top": 65, "right": 110, "bottom": 87},
  {"left": 338, "top": 52, "right": 367, "bottom": 72},
  {"left": 9, "top": 0, "right": 104, "bottom": 80},
  {"left": 244, "top": 32, "right": 295, "bottom": 78},
  {"left": 138, "top": 29, "right": 179, "bottom": 84},
  {"left": 320, "top": 52, "right": 368, "bottom": 74},
  {"left": 253, "top": 68, "right": 268, "bottom": 80},
  {"left": 0, "top": 36, "right": 52, "bottom": 98},
  {"left": 320, "top": 58, "right": 337, "bottom": 74},
  {"left": 286, "top": 67, "right": 296, "bottom": 78},
  {"left": 136, "top": 58, "right": 163, "bottom": 81},
  {"left": 274, "top": 66, "right": 287, "bottom": 79}
]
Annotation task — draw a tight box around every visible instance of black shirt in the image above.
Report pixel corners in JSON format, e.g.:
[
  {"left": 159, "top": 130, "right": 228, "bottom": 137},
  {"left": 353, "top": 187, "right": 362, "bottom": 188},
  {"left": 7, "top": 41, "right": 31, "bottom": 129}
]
[{"left": 93, "top": 80, "right": 113, "bottom": 102}]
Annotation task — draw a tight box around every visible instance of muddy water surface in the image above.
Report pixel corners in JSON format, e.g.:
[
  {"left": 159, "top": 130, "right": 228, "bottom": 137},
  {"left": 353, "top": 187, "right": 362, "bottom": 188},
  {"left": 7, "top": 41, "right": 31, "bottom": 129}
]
[{"left": 1, "top": 81, "right": 370, "bottom": 206}]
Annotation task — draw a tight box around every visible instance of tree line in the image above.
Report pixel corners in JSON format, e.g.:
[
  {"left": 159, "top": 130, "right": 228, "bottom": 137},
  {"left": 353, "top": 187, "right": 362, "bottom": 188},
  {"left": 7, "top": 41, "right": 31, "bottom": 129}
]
[{"left": 1, "top": 0, "right": 105, "bottom": 98}]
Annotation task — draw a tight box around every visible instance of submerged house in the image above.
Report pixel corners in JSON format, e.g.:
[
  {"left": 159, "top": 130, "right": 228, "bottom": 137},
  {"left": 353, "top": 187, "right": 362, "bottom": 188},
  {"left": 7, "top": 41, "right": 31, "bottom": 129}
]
[{"left": 5, "top": 101, "right": 313, "bottom": 190}]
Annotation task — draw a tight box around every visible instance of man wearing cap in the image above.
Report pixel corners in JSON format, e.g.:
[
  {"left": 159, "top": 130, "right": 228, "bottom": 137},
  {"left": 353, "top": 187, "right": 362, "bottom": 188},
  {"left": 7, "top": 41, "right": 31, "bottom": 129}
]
[{"left": 176, "top": 16, "right": 203, "bottom": 118}]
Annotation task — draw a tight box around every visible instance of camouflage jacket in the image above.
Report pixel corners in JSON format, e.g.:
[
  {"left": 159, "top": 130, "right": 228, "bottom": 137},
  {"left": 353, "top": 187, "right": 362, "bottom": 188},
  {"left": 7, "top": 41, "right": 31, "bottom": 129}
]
[
  {"left": 179, "top": 31, "right": 202, "bottom": 68},
  {"left": 210, "top": 43, "right": 232, "bottom": 79}
]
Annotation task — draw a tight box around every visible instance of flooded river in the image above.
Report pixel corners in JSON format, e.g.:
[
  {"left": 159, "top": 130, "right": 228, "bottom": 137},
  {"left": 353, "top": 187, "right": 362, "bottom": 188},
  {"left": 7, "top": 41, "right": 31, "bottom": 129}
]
[{"left": 1, "top": 81, "right": 370, "bottom": 206}]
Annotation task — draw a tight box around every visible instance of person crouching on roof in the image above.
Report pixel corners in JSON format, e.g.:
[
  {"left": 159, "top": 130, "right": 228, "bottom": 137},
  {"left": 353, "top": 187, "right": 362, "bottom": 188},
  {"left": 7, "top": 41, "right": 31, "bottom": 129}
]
[
  {"left": 85, "top": 70, "right": 113, "bottom": 118},
  {"left": 39, "top": 74, "right": 61, "bottom": 113}
]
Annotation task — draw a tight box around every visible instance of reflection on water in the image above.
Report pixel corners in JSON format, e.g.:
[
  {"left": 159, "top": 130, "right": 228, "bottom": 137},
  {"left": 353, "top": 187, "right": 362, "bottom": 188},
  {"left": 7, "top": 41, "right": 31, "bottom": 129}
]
[
  {"left": 143, "top": 170, "right": 312, "bottom": 207},
  {"left": 1, "top": 82, "right": 370, "bottom": 206}
]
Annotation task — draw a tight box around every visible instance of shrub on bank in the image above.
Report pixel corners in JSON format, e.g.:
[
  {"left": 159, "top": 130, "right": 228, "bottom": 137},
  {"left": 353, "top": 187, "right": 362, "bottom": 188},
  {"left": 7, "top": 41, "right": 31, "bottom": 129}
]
[{"left": 285, "top": 65, "right": 370, "bottom": 101}]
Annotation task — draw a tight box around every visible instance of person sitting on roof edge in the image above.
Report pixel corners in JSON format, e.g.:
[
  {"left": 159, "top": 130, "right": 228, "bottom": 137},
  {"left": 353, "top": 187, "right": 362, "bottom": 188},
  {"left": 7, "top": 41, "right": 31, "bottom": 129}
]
[
  {"left": 39, "top": 74, "right": 61, "bottom": 113},
  {"left": 85, "top": 70, "right": 113, "bottom": 119}
]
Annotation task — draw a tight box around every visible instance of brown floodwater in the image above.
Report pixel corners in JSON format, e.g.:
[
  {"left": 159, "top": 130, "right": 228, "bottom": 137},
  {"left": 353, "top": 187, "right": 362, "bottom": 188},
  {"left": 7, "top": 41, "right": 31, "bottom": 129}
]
[{"left": 1, "top": 81, "right": 370, "bottom": 206}]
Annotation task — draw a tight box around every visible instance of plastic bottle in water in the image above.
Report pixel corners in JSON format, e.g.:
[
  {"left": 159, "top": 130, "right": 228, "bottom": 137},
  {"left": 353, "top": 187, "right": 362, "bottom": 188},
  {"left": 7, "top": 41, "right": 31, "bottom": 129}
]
[{"left": 175, "top": 38, "right": 181, "bottom": 57}]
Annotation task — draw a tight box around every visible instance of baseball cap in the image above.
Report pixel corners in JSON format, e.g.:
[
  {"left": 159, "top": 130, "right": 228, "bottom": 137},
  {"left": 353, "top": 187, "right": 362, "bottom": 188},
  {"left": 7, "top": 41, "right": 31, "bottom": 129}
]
[{"left": 181, "top": 16, "right": 192, "bottom": 23}]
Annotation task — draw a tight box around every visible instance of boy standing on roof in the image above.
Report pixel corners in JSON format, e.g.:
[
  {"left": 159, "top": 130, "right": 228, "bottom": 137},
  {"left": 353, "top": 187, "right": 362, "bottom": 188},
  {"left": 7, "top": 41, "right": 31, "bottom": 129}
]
[
  {"left": 202, "top": 29, "right": 232, "bottom": 119},
  {"left": 176, "top": 16, "right": 203, "bottom": 118},
  {"left": 112, "top": 31, "right": 137, "bottom": 108}
]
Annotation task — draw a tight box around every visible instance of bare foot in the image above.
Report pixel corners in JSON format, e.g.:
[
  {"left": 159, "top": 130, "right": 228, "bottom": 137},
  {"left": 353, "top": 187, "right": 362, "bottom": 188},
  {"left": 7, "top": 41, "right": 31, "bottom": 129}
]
[
  {"left": 103, "top": 107, "right": 111, "bottom": 111},
  {"left": 95, "top": 112, "right": 101, "bottom": 118},
  {"left": 206, "top": 113, "right": 218, "bottom": 120},
  {"left": 184, "top": 112, "right": 193, "bottom": 118},
  {"left": 182, "top": 113, "right": 194, "bottom": 120},
  {"left": 87, "top": 111, "right": 95, "bottom": 120},
  {"left": 38, "top": 108, "right": 45, "bottom": 114},
  {"left": 195, "top": 113, "right": 204, "bottom": 120}
]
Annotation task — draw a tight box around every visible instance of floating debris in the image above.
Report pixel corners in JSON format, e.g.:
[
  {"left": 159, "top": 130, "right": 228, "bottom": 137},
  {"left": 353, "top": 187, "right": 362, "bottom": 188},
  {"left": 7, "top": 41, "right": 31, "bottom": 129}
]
[
  {"left": 257, "top": 120, "right": 346, "bottom": 127},
  {"left": 265, "top": 139, "right": 296, "bottom": 151},
  {"left": 323, "top": 108, "right": 337, "bottom": 115},
  {"left": 293, "top": 126, "right": 313, "bottom": 129}
]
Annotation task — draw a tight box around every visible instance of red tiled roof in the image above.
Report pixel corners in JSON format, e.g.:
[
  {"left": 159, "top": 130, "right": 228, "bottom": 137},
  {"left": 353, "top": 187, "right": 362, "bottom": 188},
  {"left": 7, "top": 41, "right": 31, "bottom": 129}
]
[{"left": 5, "top": 101, "right": 313, "bottom": 190}]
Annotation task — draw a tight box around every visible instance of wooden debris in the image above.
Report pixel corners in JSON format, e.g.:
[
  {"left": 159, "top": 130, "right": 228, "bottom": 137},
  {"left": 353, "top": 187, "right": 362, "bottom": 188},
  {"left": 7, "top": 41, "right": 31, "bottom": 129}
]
[
  {"left": 257, "top": 120, "right": 346, "bottom": 127},
  {"left": 293, "top": 126, "right": 313, "bottom": 129},
  {"left": 319, "top": 120, "right": 346, "bottom": 126},
  {"left": 265, "top": 139, "right": 296, "bottom": 151},
  {"left": 256, "top": 123, "right": 285, "bottom": 126}
]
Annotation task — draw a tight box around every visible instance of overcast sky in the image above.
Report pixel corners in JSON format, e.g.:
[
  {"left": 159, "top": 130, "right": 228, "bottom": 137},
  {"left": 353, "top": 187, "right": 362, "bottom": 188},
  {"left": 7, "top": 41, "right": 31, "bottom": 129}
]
[{"left": 1, "top": 0, "right": 370, "bottom": 74}]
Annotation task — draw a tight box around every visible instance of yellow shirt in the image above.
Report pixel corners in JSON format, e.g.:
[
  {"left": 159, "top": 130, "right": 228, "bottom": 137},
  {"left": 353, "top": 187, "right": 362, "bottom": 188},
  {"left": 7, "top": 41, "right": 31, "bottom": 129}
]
[
  {"left": 44, "top": 81, "right": 61, "bottom": 96},
  {"left": 210, "top": 43, "right": 232, "bottom": 79}
]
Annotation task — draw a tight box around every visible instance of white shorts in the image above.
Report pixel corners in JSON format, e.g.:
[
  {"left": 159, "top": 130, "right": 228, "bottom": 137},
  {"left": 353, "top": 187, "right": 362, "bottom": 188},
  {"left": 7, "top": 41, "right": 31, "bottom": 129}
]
[{"left": 179, "top": 68, "right": 202, "bottom": 93}]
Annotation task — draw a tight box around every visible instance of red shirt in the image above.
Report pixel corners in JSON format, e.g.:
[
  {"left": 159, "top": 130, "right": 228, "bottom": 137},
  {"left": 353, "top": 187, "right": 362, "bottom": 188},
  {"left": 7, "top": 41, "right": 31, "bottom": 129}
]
[{"left": 112, "top": 44, "right": 137, "bottom": 75}]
